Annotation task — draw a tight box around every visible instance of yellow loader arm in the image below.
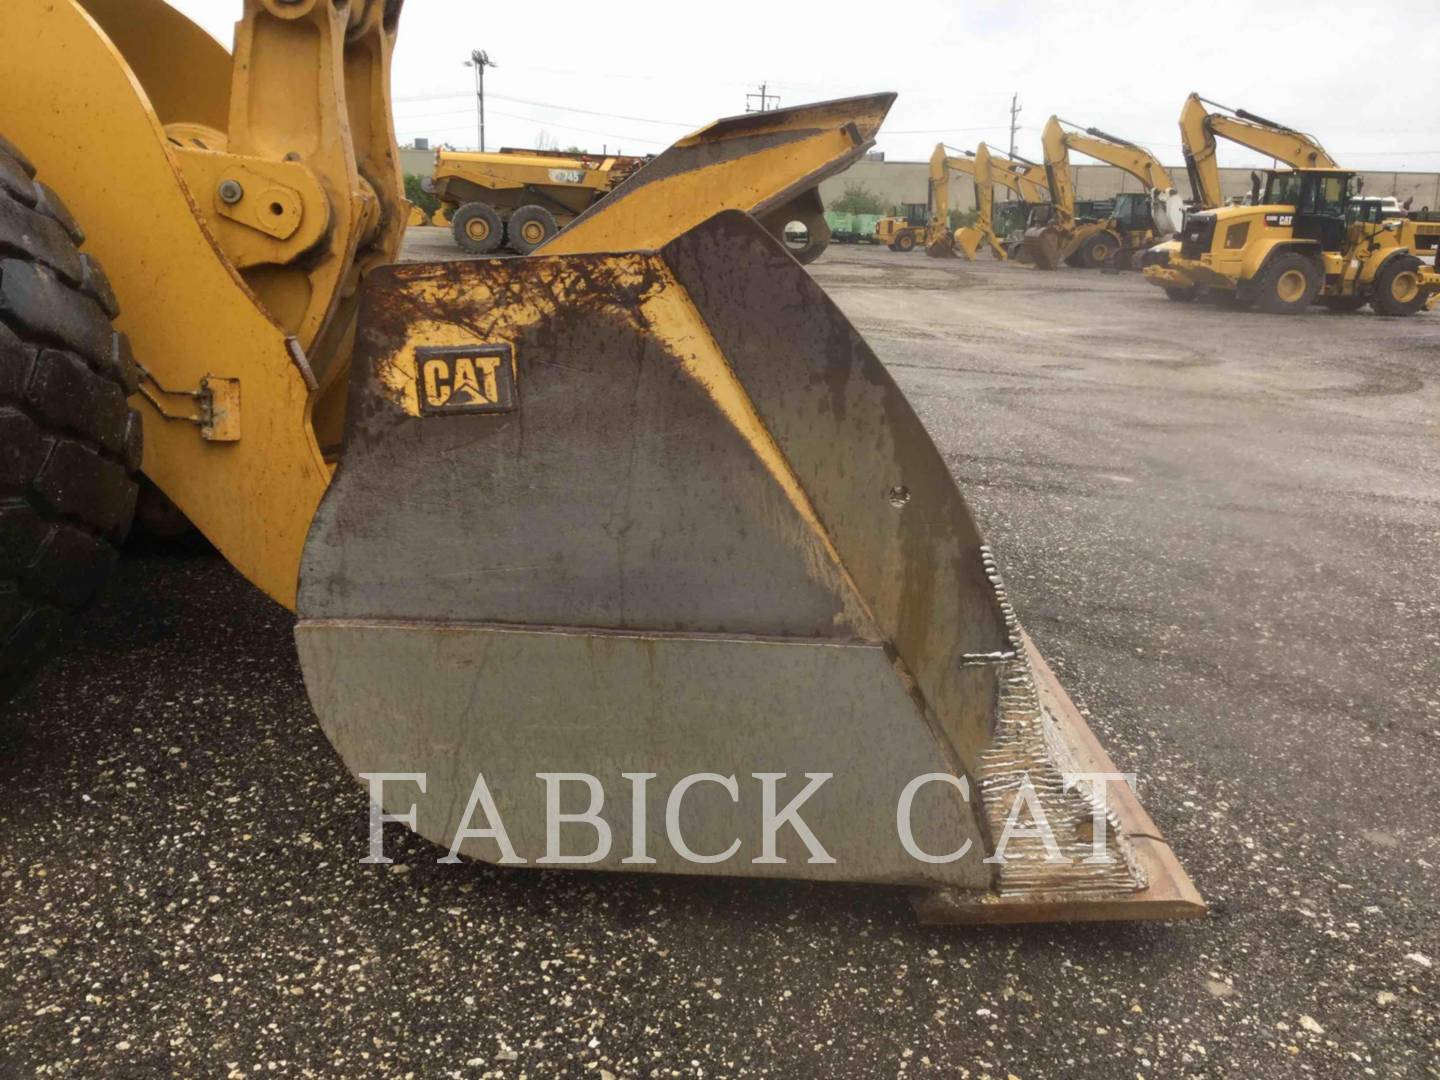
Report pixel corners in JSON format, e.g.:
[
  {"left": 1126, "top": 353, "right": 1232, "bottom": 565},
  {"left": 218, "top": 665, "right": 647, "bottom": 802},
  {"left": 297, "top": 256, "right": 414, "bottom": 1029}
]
[{"left": 1179, "top": 93, "right": 1338, "bottom": 210}]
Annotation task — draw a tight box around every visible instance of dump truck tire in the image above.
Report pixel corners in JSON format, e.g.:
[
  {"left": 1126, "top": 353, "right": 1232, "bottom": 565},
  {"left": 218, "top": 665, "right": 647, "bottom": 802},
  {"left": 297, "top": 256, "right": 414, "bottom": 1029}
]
[
  {"left": 1369, "top": 255, "right": 1427, "bottom": 317},
  {"left": 451, "top": 202, "right": 503, "bottom": 254},
  {"left": 1254, "top": 253, "right": 1320, "bottom": 314},
  {"left": 0, "top": 134, "right": 141, "bottom": 698},
  {"left": 507, "top": 205, "right": 557, "bottom": 255}
]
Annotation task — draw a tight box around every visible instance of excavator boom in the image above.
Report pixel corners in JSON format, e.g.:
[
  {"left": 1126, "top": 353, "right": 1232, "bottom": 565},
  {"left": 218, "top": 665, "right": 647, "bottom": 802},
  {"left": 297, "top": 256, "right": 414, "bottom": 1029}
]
[
  {"left": 1024, "top": 116, "right": 1180, "bottom": 270},
  {"left": 955, "top": 143, "right": 1050, "bottom": 261},
  {"left": 1179, "top": 93, "right": 1338, "bottom": 209}
]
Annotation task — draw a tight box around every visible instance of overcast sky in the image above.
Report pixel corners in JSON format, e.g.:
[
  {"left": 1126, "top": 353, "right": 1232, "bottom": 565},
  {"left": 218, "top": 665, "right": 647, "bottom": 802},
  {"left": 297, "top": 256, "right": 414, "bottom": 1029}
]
[{"left": 170, "top": 1, "right": 1440, "bottom": 173}]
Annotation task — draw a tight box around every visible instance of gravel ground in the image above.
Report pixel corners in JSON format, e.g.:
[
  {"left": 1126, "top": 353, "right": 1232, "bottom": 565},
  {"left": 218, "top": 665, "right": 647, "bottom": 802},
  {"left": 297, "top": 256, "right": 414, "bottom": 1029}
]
[{"left": 2, "top": 235, "right": 1437, "bottom": 1079}]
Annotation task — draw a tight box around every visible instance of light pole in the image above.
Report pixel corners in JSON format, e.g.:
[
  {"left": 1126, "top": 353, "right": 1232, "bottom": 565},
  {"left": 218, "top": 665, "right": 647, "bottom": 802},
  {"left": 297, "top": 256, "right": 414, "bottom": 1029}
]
[{"left": 464, "top": 50, "right": 497, "bottom": 152}]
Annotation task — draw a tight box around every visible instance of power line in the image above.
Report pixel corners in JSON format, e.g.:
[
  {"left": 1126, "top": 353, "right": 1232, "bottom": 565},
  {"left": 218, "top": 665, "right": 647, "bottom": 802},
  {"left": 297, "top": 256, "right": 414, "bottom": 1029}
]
[
  {"left": 397, "top": 107, "right": 672, "bottom": 148},
  {"left": 394, "top": 89, "right": 697, "bottom": 128}
]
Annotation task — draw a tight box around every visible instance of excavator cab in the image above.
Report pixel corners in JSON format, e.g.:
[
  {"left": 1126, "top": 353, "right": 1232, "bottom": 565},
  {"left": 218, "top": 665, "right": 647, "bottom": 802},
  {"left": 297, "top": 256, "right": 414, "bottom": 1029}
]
[{"left": 1111, "top": 192, "right": 1156, "bottom": 235}]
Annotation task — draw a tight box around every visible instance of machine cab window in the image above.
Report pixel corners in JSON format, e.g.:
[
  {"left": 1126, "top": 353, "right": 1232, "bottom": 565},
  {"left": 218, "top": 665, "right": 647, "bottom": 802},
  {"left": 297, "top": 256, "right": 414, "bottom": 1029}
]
[
  {"left": 1111, "top": 192, "right": 1155, "bottom": 232},
  {"left": 1261, "top": 171, "right": 1304, "bottom": 206},
  {"left": 1298, "top": 173, "right": 1351, "bottom": 218}
]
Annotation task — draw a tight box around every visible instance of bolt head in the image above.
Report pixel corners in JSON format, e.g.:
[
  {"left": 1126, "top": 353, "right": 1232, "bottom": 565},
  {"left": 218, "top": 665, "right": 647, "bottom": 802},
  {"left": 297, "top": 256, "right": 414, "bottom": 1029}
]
[{"left": 218, "top": 179, "right": 244, "bottom": 205}]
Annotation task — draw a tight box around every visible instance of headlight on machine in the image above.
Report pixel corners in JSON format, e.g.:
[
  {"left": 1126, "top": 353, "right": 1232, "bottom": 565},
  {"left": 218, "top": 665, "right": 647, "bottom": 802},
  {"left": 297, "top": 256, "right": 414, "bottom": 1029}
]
[{"left": 1224, "top": 222, "right": 1249, "bottom": 249}]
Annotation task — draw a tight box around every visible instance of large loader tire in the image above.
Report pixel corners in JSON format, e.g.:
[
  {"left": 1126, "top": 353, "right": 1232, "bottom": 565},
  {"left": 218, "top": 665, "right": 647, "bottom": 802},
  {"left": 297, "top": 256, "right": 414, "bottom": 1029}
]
[
  {"left": 451, "top": 201, "right": 504, "bottom": 255},
  {"left": 1369, "top": 255, "right": 1428, "bottom": 317},
  {"left": 1253, "top": 253, "right": 1320, "bottom": 315},
  {"left": 1078, "top": 231, "right": 1118, "bottom": 269},
  {"left": 0, "top": 134, "right": 141, "bottom": 698},
  {"left": 895, "top": 230, "right": 916, "bottom": 253},
  {"left": 507, "top": 204, "right": 558, "bottom": 255}
]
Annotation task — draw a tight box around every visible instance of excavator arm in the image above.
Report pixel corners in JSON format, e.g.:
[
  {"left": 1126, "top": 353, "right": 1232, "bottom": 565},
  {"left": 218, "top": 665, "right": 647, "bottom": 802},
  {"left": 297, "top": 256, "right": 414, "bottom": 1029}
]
[
  {"left": 1025, "top": 116, "right": 1180, "bottom": 270},
  {"left": 928, "top": 142, "right": 1048, "bottom": 259},
  {"left": 955, "top": 143, "right": 1050, "bottom": 261},
  {"left": 1179, "top": 93, "right": 1337, "bottom": 209},
  {"left": 925, "top": 143, "right": 973, "bottom": 256},
  {"left": 1038, "top": 116, "right": 1076, "bottom": 224}
]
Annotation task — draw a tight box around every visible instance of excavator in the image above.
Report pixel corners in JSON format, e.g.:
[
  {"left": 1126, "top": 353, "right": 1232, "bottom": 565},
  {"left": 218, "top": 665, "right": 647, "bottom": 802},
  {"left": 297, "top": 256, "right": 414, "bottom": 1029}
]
[
  {"left": 952, "top": 143, "right": 1050, "bottom": 261},
  {"left": 921, "top": 143, "right": 1049, "bottom": 261},
  {"left": 880, "top": 142, "right": 1045, "bottom": 257},
  {"left": 0, "top": 0, "right": 1201, "bottom": 924},
  {"left": 1142, "top": 95, "right": 1439, "bottom": 314},
  {"left": 1023, "top": 117, "right": 1185, "bottom": 271}
]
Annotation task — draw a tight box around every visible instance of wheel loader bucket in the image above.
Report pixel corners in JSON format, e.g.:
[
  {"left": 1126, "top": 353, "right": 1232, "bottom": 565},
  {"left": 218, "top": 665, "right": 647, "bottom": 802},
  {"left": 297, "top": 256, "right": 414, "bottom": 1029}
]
[
  {"left": 295, "top": 211, "right": 1202, "bottom": 924},
  {"left": 546, "top": 93, "right": 895, "bottom": 257}
]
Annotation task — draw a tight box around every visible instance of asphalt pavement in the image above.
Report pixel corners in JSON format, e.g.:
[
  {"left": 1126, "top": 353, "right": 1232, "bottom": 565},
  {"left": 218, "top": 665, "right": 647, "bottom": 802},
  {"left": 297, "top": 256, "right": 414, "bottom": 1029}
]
[{"left": 1, "top": 236, "right": 1436, "bottom": 1078}]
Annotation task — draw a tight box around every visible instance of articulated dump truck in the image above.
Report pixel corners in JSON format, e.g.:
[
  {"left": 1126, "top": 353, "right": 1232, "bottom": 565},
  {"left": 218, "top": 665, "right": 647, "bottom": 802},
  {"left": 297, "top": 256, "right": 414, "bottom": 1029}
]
[
  {"left": 428, "top": 148, "right": 649, "bottom": 255},
  {"left": 0, "top": 0, "right": 1201, "bottom": 924}
]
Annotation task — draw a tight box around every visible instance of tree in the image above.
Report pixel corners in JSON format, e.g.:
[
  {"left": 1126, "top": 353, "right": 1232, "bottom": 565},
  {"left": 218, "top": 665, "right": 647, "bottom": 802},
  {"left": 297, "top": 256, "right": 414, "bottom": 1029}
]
[
  {"left": 404, "top": 174, "right": 439, "bottom": 217},
  {"left": 828, "top": 182, "right": 887, "bottom": 216}
]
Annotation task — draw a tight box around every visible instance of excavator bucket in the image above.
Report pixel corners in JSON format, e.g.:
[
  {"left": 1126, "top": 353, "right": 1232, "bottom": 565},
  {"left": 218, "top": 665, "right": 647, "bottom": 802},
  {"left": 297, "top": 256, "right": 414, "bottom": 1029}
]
[
  {"left": 1023, "top": 225, "right": 1064, "bottom": 270},
  {"left": 294, "top": 210, "right": 1203, "bottom": 924},
  {"left": 925, "top": 230, "right": 955, "bottom": 258},
  {"left": 954, "top": 226, "right": 984, "bottom": 261}
]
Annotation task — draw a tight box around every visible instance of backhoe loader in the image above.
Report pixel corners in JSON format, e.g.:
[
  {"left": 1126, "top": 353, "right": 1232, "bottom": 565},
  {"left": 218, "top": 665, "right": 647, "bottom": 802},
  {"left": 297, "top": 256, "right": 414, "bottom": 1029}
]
[
  {"left": 952, "top": 143, "right": 1050, "bottom": 261},
  {"left": 0, "top": 0, "right": 1201, "bottom": 924},
  {"left": 1023, "top": 117, "right": 1185, "bottom": 271},
  {"left": 1142, "top": 95, "right": 1439, "bottom": 314}
]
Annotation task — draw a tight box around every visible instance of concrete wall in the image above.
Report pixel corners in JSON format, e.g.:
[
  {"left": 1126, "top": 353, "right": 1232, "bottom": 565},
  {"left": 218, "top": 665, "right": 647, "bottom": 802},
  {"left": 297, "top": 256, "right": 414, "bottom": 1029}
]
[
  {"left": 819, "top": 160, "right": 1440, "bottom": 214},
  {"left": 400, "top": 147, "right": 436, "bottom": 178}
]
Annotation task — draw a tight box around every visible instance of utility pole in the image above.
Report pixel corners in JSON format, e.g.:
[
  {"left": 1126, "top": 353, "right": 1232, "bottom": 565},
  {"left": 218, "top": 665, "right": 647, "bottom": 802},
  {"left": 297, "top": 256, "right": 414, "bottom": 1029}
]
[
  {"left": 746, "top": 83, "right": 780, "bottom": 113},
  {"left": 1008, "top": 93, "right": 1021, "bottom": 159},
  {"left": 465, "top": 49, "right": 497, "bottom": 151}
]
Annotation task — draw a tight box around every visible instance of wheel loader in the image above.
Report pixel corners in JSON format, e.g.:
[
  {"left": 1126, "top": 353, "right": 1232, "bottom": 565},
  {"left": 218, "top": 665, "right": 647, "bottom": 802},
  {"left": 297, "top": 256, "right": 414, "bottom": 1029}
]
[
  {"left": 1142, "top": 95, "right": 1439, "bottom": 314},
  {"left": 0, "top": 0, "right": 1201, "bottom": 924},
  {"left": 874, "top": 212, "right": 928, "bottom": 252},
  {"left": 1023, "top": 117, "right": 1185, "bottom": 271}
]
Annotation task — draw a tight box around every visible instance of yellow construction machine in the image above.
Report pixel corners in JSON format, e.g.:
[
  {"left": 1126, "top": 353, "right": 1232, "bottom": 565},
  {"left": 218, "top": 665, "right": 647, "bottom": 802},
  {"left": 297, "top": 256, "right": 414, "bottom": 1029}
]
[
  {"left": 1024, "top": 117, "right": 1185, "bottom": 270},
  {"left": 430, "top": 147, "right": 648, "bottom": 254},
  {"left": 0, "top": 0, "right": 1201, "bottom": 924},
  {"left": 920, "top": 143, "right": 1047, "bottom": 260},
  {"left": 953, "top": 143, "right": 1050, "bottom": 261},
  {"left": 1142, "top": 95, "right": 1439, "bottom": 314},
  {"left": 874, "top": 212, "right": 928, "bottom": 252}
]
